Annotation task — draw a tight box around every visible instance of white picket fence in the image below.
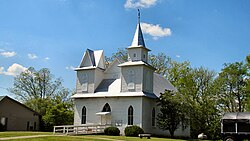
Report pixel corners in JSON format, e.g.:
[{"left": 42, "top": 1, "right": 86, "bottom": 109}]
[{"left": 53, "top": 124, "right": 111, "bottom": 135}]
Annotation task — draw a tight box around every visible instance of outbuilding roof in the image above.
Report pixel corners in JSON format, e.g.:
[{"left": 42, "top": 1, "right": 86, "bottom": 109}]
[{"left": 0, "top": 96, "right": 40, "bottom": 115}]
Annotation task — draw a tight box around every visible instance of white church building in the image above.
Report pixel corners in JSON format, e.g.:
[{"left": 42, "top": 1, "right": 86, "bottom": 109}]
[{"left": 72, "top": 12, "right": 190, "bottom": 137}]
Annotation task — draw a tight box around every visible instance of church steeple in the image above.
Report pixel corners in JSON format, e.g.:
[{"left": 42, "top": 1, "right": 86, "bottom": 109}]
[
  {"left": 127, "top": 9, "right": 150, "bottom": 63},
  {"left": 130, "top": 9, "right": 146, "bottom": 47}
]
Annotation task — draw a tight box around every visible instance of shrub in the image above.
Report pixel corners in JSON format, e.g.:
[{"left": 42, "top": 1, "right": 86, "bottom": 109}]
[
  {"left": 124, "top": 125, "right": 144, "bottom": 137},
  {"left": 104, "top": 126, "right": 120, "bottom": 136}
]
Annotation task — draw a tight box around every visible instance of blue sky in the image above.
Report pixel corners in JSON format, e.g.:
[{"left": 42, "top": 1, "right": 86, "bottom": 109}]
[{"left": 0, "top": 0, "right": 249, "bottom": 96}]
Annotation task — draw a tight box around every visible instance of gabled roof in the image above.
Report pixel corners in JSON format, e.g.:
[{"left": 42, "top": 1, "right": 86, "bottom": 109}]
[
  {"left": 78, "top": 49, "right": 105, "bottom": 70},
  {"left": 153, "top": 73, "right": 177, "bottom": 97},
  {"left": 0, "top": 96, "right": 40, "bottom": 115},
  {"left": 0, "top": 96, "right": 4, "bottom": 101},
  {"left": 104, "top": 58, "right": 122, "bottom": 73}
]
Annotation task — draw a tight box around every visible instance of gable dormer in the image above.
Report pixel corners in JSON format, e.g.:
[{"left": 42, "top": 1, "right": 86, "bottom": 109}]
[
  {"left": 80, "top": 49, "right": 95, "bottom": 67},
  {"left": 76, "top": 49, "right": 105, "bottom": 94}
]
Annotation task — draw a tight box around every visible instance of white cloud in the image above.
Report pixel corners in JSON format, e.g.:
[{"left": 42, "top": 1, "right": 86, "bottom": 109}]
[
  {"left": 176, "top": 55, "right": 180, "bottom": 58},
  {"left": 124, "top": 0, "right": 157, "bottom": 9},
  {"left": 0, "top": 63, "right": 27, "bottom": 76},
  {"left": 44, "top": 57, "right": 50, "bottom": 60},
  {"left": 28, "top": 53, "right": 38, "bottom": 59},
  {"left": 66, "top": 66, "right": 75, "bottom": 70},
  {"left": 141, "top": 22, "right": 171, "bottom": 40},
  {"left": 0, "top": 49, "right": 5, "bottom": 52},
  {"left": 0, "top": 51, "right": 17, "bottom": 57}
]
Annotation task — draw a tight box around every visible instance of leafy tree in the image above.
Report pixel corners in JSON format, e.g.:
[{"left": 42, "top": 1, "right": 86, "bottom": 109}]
[
  {"left": 8, "top": 67, "right": 73, "bottom": 131},
  {"left": 105, "top": 48, "right": 127, "bottom": 68},
  {"left": 148, "top": 53, "right": 171, "bottom": 76},
  {"left": 157, "top": 90, "right": 188, "bottom": 138},
  {"left": 186, "top": 67, "right": 220, "bottom": 139},
  {"left": 215, "top": 62, "right": 249, "bottom": 112},
  {"left": 43, "top": 102, "right": 73, "bottom": 131},
  {"left": 245, "top": 55, "right": 250, "bottom": 111},
  {"left": 8, "top": 67, "right": 65, "bottom": 115}
]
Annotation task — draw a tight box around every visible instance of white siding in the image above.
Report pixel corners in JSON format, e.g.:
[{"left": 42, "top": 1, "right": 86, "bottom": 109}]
[
  {"left": 142, "top": 66, "right": 154, "bottom": 93},
  {"left": 94, "top": 69, "right": 104, "bottom": 90},
  {"left": 141, "top": 97, "right": 190, "bottom": 137},
  {"left": 104, "top": 60, "right": 121, "bottom": 79},
  {"left": 76, "top": 70, "right": 95, "bottom": 93},
  {"left": 74, "top": 97, "right": 143, "bottom": 134},
  {"left": 121, "top": 66, "right": 143, "bottom": 92}
]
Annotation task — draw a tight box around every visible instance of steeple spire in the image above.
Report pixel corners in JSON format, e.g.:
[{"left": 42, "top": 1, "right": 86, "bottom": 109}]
[
  {"left": 130, "top": 9, "right": 145, "bottom": 47},
  {"left": 138, "top": 9, "right": 140, "bottom": 24}
]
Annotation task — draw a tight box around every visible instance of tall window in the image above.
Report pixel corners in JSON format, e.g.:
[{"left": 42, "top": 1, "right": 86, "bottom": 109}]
[
  {"left": 128, "top": 106, "right": 133, "bottom": 125},
  {"left": 152, "top": 108, "right": 156, "bottom": 127},
  {"left": 82, "top": 106, "right": 87, "bottom": 124},
  {"left": 102, "top": 103, "right": 111, "bottom": 112}
]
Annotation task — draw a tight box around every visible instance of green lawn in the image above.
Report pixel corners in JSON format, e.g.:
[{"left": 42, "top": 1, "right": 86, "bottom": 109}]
[
  {"left": 0, "top": 131, "right": 52, "bottom": 138},
  {"left": 0, "top": 132, "right": 186, "bottom": 141}
]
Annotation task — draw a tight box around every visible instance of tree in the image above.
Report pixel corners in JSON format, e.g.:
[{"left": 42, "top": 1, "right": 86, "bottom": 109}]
[
  {"left": 215, "top": 62, "right": 249, "bottom": 112},
  {"left": 43, "top": 102, "right": 73, "bottom": 131},
  {"left": 157, "top": 90, "right": 188, "bottom": 138},
  {"left": 245, "top": 55, "right": 250, "bottom": 111},
  {"left": 148, "top": 53, "right": 171, "bottom": 76},
  {"left": 8, "top": 67, "right": 65, "bottom": 115},
  {"left": 105, "top": 48, "right": 127, "bottom": 68},
  {"left": 8, "top": 67, "right": 74, "bottom": 131}
]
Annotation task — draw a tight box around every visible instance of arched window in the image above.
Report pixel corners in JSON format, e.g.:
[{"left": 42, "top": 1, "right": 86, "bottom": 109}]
[
  {"left": 82, "top": 106, "right": 87, "bottom": 124},
  {"left": 128, "top": 106, "right": 133, "bottom": 125},
  {"left": 152, "top": 108, "right": 156, "bottom": 127},
  {"left": 102, "top": 103, "right": 111, "bottom": 112}
]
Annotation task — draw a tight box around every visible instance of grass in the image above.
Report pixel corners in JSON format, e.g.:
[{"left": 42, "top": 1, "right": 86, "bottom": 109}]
[
  {"left": 0, "top": 131, "right": 52, "bottom": 138},
  {"left": 0, "top": 132, "right": 187, "bottom": 141}
]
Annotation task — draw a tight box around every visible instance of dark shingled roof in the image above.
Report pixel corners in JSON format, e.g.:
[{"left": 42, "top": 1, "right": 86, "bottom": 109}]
[{"left": 95, "top": 79, "right": 116, "bottom": 92}]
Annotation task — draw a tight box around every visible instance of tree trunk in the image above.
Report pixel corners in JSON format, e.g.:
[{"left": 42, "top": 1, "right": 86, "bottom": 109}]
[{"left": 169, "top": 130, "right": 174, "bottom": 138}]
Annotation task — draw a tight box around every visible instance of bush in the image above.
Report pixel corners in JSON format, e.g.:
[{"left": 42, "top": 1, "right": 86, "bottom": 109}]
[
  {"left": 124, "top": 125, "right": 144, "bottom": 137},
  {"left": 104, "top": 126, "right": 120, "bottom": 136}
]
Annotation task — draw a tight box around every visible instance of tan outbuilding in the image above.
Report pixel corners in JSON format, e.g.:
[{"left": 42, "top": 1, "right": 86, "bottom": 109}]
[{"left": 0, "top": 96, "right": 40, "bottom": 131}]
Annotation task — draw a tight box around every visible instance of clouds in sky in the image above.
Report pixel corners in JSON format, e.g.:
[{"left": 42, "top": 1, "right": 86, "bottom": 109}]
[
  {"left": 0, "top": 63, "right": 27, "bottom": 76},
  {"left": 124, "top": 0, "right": 157, "bottom": 9},
  {"left": 28, "top": 53, "right": 38, "bottom": 59},
  {"left": 0, "top": 51, "right": 17, "bottom": 57},
  {"left": 141, "top": 22, "right": 171, "bottom": 40},
  {"left": 44, "top": 57, "right": 50, "bottom": 60},
  {"left": 66, "top": 66, "right": 75, "bottom": 70}
]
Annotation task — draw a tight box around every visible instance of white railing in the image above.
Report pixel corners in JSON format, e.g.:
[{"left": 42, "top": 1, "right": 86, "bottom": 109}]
[{"left": 53, "top": 124, "right": 111, "bottom": 135}]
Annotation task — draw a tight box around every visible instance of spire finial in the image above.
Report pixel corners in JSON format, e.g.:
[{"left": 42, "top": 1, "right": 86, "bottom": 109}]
[{"left": 138, "top": 9, "right": 140, "bottom": 23}]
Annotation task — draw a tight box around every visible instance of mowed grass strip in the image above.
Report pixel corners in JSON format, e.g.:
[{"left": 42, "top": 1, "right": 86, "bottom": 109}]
[
  {"left": 0, "top": 132, "right": 52, "bottom": 138},
  {"left": 0, "top": 132, "right": 187, "bottom": 141},
  {"left": 6, "top": 135, "right": 186, "bottom": 141}
]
